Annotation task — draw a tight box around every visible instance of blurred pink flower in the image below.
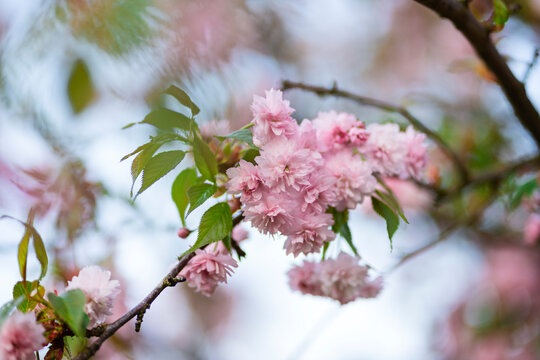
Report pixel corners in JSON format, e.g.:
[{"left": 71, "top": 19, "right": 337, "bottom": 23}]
[
  {"left": 362, "top": 123, "right": 408, "bottom": 176},
  {"left": 287, "top": 261, "right": 322, "bottom": 296},
  {"left": 318, "top": 252, "right": 383, "bottom": 305},
  {"left": 231, "top": 225, "right": 248, "bottom": 242},
  {"left": 0, "top": 312, "right": 45, "bottom": 360},
  {"left": 524, "top": 213, "right": 540, "bottom": 245},
  {"left": 287, "top": 252, "right": 383, "bottom": 305},
  {"left": 66, "top": 265, "right": 121, "bottom": 327},
  {"left": 200, "top": 119, "right": 231, "bottom": 139},
  {"left": 180, "top": 247, "right": 238, "bottom": 297},
  {"left": 403, "top": 126, "right": 428, "bottom": 179}
]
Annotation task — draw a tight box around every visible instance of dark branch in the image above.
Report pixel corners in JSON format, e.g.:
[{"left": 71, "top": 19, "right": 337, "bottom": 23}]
[
  {"left": 73, "top": 253, "right": 196, "bottom": 360},
  {"left": 412, "top": 0, "right": 540, "bottom": 148},
  {"left": 281, "top": 80, "right": 470, "bottom": 184}
]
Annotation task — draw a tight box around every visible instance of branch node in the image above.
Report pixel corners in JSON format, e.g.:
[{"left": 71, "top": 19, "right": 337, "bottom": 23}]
[{"left": 134, "top": 305, "right": 149, "bottom": 333}]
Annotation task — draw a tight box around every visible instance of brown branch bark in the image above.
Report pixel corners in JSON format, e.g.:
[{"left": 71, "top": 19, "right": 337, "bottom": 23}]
[
  {"left": 74, "top": 213, "right": 245, "bottom": 359},
  {"left": 412, "top": 0, "right": 540, "bottom": 148},
  {"left": 281, "top": 80, "right": 470, "bottom": 184},
  {"left": 73, "top": 252, "right": 195, "bottom": 360}
]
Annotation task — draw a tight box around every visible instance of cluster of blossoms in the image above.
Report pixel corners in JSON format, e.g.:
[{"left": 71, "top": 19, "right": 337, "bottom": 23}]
[
  {"left": 288, "top": 252, "right": 383, "bottom": 304},
  {"left": 179, "top": 89, "right": 428, "bottom": 302},
  {"left": 0, "top": 266, "right": 120, "bottom": 359},
  {"left": 226, "top": 89, "right": 428, "bottom": 257}
]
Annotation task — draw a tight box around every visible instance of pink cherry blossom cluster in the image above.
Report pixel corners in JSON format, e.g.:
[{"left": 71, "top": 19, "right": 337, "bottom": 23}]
[
  {"left": 226, "top": 89, "right": 428, "bottom": 257},
  {"left": 287, "top": 252, "right": 383, "bottom": 305},
  {"left": 66, "top": 265, "right": 121, "bottom": 327},
  {"left": 0, "top": 311, "right": 45, "bottom": 360},
  {"left": 180, "top": 244, "right": 238, "bottom": 297}
]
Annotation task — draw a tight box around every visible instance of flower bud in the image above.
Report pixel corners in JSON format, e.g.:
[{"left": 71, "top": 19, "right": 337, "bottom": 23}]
[{"left": 177, "top": 227, "right": 191, "bottom": 239}]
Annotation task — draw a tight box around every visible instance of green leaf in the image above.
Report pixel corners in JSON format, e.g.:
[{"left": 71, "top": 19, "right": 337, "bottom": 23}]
[
  {"left": 141, "top": 108, "right": 192, "bottom": 131},
  {"left": 509, "top": 178, "right": 538, "bottom": 210},
  {"left": 137, "top": 150, "right": 185, "bottom": 196},
  {"left": 340, "top": 222, "right": 358, "bottom": 256},
  {"left": 0, "top": 298, "right": 23, "bottom": 326},
  {"left": 171, "top": 168, "right": 199, "bottom": 226},
  {"left": 192, "top": 136, "right": 218, "bottom": 182},
  {"left": 31, "top": 229, "right": 48, "bottom": 280},
  {"left": 13, "top": 281, "right": 42, "bottom": 313},
  {"left": 64, "top": 336, "right": 87, "bottom": 358},
  {"left": 374, "top": 190, "right": 408, "bottom": 224},
  {"left": 321, "top": 242, "right": 330, "bottom": 260},
  {"left": 165, "top": 85, "right": 200, "bottom": 115},
  {"left": 121, "top": 133, "right": 179, "bottom": 162},
  {"left": 131, "top": 143, "right": 161, "bottom": 195},
  {"left": 222, "top": 234, "right": 232, "bottom": 253},
  {"left": 242, "top": 148, "right": 260, "bottom": 164},
  {"left": 187, "top": 183, "right": 217, "bottom": 216},
  {"left": 216, "top": 129, "right": 255, "bottom": 147},
  {"left": 48, "top": 290, "right": 89, "bottom": 337},
  {"left": 328, "top": 208, "right": 358, "bottom": 256},
  {"left": 372, "top": 197, "right": 400, "bottom": 249},
  {"left": 18, "top": 223, "right": 31, "bottom": 282},
  {"left": 67, "top": 59, "right": 95, "bottom": 114},
  {"left": 184, "top": 202, "right": 232, "bottom": 255},
  {"left": 493, "top": 0, "right": 509, "bottom": 26}
]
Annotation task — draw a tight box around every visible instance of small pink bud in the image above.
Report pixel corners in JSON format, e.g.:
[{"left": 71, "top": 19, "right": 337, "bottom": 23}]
[{"left": 177, "top": 228, "right": 191, "bottom": 239}]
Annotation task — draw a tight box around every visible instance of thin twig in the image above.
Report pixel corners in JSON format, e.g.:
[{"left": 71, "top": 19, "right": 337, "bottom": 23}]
[
  {"left": 523, "top": 48, "right": 539, "bottom": 84},
  {"left": 389, "top": 186, "right": 499, "bottom": 273},
  {"left": 412, "top": 0, "right": 540, "bottom": 148},
  {"left": 281, "top": 80, "right": 470, "bottom": 185},
  {"left": 73, "top": 252, "right": 196, "bottom": 360}
]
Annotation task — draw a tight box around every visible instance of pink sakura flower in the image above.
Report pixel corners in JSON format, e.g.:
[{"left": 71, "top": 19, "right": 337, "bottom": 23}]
[
  {"left": 283, "top": 211, "right": 336, "bottom": 257},
  {"left": 256, "top": 139, "right": 321, "bottom": 192},
  {"left": 524, "top": 213, "right": 540, "bottom": 245},
  {"left": 287, "top": 261, "right": 323, "bottom": 296},
  {"left": 199, "top": 119, "right": 231, "bottom": 139},
  {"left": 0, "top": 311, "right": 45, "bottom": 360},
  {"left": 180, "top": 247, "right": 238, "bottom": 297},
  {"left": 348, "top": 126, "right": 369, "bottom": 146},
  {"left": 226, "top": 160, "right": 265, "bottom": 202},
  {"left": 243, "top": 194, "right": 295, "bottom": 235},
  {"left": 362, "top": 123, "right": 408, "bottom": 176},
  {"left": 312, "top": 111, "right": 364, "bottom": 152},
  {"left": 325, "top": 150, "right": 377, "bottom": 211},
  {"left": 231, "top": 225, "right": 249, "bottom": 242},
  {"left": 297, "top": 119, "right": 319, "bottom": 151},
  {"left": 287, "top": 252, "right": 383, "bottom": 305},
  {"left": 317, "top": 252, "right": 383, "bottom": 305},
  {"left": 66, "top": 265, "right": 121, "bottom": 327},
  {"left": 251, "top": 89, "right": 297, "bottom": 146},
  {"left": 403, "top": 126, "right": 428, "bottom": 179},
  {"left": 300, "top": 170, "right": 336, "bottom": 213}
]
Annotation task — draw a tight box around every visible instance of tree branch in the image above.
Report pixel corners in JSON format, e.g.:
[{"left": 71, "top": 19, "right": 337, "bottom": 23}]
[
  {"left": 411, "top": 0, "right": 540, "bottom": 148},
  {"left": 281, "top": 80, "right": 470, "bottom": 184},
  {"left": 73, "top": 252, "right": 196, "bottom": 360}
]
